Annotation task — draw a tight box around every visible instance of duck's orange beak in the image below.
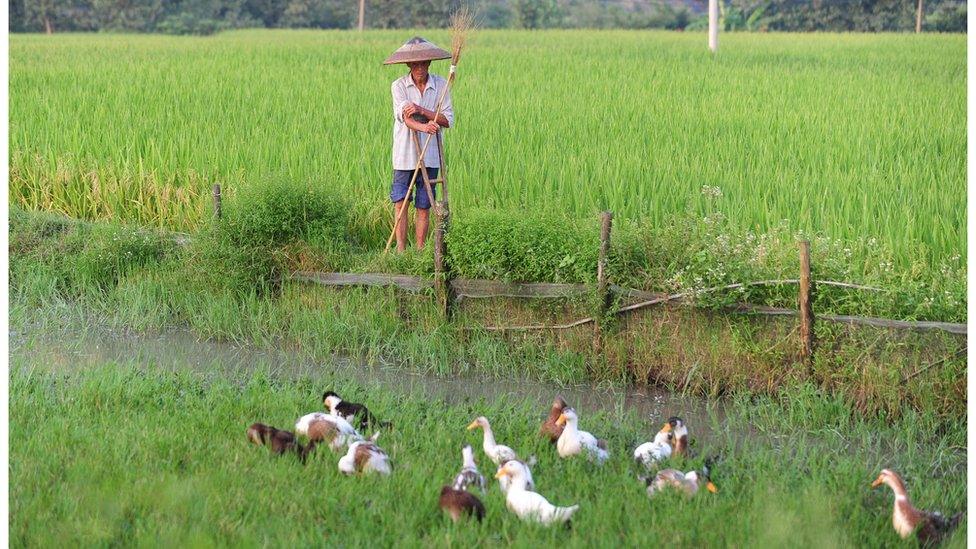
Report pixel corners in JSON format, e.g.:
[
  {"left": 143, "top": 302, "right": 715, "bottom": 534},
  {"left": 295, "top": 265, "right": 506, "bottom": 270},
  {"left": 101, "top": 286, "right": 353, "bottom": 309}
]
[
  {"left": 494, "top": 469, "right": 508, "bottom": 479},
  {"left": 555, "top": 414, "right": 567, "bottom": 426},
  {"left": 466, "top": 420, "right": 479, "bottom": 431},
  {"left": 661, "top": 423, "right": 672, "bottom": 433},
  {"left": 871, "top": 476, "right": 884, "bottom": 488},
  {"left": 706, "top": 481, "right": 718, "bottom": 493}
]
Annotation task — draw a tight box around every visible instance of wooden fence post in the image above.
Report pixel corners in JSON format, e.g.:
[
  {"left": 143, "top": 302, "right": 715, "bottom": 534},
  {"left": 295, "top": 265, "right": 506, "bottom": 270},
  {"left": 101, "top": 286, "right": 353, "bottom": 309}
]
[
  {"left": 212, "top": 184, "right": 222, "bottom": 220},
  {"left": 594, "top": 211, "right": 613, "bottom": 354},
  {"left": 798, "top": 240, "right": 815, "bottom": 369},
  {"left": 434, "top": 201, "right": 452, "bottom": 320}
]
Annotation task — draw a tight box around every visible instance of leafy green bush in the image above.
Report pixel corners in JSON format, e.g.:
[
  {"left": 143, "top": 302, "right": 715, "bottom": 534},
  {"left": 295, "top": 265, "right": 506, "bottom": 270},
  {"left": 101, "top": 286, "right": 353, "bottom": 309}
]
[
  {"left": 190, "top": 176, "right": 351, "bottom": 297},
  {"left": 447, "top": 210, "right": 600, "bottom": 283}
]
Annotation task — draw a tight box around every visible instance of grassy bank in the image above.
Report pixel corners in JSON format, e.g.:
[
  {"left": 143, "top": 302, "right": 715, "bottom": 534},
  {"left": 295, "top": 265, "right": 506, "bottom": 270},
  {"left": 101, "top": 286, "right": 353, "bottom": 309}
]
[
  {"left": 8, "top": 359, "right": 966, "bottom": 547},
  {"left": 11, "top": 30, "right": 966, "bottom": 267},
  {"left": 9, "top": 205, "right": 966, "bottom": 420}
]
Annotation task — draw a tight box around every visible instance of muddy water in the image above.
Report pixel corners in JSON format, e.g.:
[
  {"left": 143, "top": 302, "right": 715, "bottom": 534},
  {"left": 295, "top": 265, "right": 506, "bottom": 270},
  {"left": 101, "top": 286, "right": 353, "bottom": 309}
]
[{"left": 10, "top": 324, "right": 726, "bottom": 438}]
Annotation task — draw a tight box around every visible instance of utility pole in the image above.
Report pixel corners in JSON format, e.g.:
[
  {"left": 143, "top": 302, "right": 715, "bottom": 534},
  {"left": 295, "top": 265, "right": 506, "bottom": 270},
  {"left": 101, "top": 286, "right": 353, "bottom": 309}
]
[
  {"left": 358, "top": 0, "right": 365, "bottom": 31},
  {"left": 708, "top": 0, "right": 718, "bottom": 52},
  {"left": 915, "top": 0, "right": 924, "bottom": 33}
]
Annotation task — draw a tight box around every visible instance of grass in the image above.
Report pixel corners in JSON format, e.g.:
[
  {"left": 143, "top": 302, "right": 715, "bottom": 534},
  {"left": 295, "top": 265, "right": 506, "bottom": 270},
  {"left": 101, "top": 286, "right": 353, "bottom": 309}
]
[
  {"left": 10, "top": 30, "right": 966, "bottom": 268},
  {"left": 8, "top": 358, "right": 966, "bottom": 547}
]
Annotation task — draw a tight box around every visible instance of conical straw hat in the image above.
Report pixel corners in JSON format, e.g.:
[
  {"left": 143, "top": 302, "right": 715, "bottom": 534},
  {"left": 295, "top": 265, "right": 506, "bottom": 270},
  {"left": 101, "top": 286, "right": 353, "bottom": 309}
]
[{"left": 383, "top": 36, "right": 451, "bottom": 65}]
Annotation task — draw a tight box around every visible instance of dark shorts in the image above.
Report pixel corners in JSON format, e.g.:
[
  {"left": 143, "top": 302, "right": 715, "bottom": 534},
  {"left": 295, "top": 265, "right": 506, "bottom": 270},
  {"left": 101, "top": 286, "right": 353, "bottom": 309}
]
[{"left": 391, "top": 168, "right": 438, "bottom": 210}]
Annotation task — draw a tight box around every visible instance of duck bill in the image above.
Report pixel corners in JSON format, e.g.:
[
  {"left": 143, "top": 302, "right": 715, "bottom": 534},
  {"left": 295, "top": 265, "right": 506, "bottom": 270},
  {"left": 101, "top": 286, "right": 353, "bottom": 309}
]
[
  {"left": 494, "top": 470, "right": 508, "bottom": 480},
  {"left": 466, "top": 421, "right": 479, "bottom": 431},
  {"left": 706, "top": 481, "right": 718, "bottom": 493},
  {"left": 870, "top": 477, "right": 884, "bottom": 488},
  {"left": 555, "top": 414, "right": 567, "bottom": 427},
  {"left": 661, "top": 423, "right": 672, "bottom": 433}
]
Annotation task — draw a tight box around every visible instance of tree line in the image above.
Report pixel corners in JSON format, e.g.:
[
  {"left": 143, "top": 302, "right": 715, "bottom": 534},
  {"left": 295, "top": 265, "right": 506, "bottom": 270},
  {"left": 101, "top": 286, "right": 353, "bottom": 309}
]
[{"left": 10, "top": 0, "right": 966, "bottom": 35}]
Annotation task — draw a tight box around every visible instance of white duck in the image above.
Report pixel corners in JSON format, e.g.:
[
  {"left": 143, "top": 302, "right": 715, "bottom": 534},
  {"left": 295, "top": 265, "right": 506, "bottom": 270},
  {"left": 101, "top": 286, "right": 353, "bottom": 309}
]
[
  {"left": 556, "top": 408, "right": 609, "bottom": 463},
  {"left": 338, "top": 433, "right": 391, "bottom": 475},
  {"left": 633, "top": 422, "right": 673, "bottom": 470},
  {"left": 295, "top": 412, "right": 363, "bottom": 452},
  {"left": 467, "top": 416, "right": 535, "bottom": 493},
  {"left": 466, "top": 416, "right": 517, "bottom": 464},
  {"left": 495, "top": 460, "right": 578, "bottom": 526}
]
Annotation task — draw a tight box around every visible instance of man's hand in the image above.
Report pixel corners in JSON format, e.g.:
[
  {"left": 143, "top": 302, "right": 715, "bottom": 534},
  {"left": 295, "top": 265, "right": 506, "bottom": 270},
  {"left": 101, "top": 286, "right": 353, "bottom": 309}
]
[
  {"left": 402, "top": 102, "right": 420, "bottom": 119},
  {"left": 421, "top": 121, "right": 439, "bottom": 134}
]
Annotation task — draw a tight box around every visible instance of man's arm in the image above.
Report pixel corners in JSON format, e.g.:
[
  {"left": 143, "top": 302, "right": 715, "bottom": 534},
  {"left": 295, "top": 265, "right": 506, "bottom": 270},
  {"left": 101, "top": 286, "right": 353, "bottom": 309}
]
[{"left": 404, "top": 116, "right": 439, "bottom": 135}]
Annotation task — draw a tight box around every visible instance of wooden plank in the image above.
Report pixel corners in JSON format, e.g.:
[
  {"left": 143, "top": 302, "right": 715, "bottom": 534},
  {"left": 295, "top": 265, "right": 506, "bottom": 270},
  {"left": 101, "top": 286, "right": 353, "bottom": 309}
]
[
  {"left": 450, "top": 279, "right": 591, "bottom": 299},
  {"left": 291, "top": 271, "right": 432, "bottom": 292}
]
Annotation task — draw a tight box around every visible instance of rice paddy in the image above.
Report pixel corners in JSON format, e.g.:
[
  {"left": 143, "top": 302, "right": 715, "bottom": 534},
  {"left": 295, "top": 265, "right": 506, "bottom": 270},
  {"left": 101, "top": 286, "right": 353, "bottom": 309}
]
[{"left": 9, "top": 30, "right": 966, "bottom": 266}]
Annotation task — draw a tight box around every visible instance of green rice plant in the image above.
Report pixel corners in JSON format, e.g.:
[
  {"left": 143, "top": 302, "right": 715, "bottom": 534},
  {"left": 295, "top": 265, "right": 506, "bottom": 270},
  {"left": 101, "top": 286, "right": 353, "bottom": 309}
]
[{"left": 9, "top": 30, "right": 966, "bottom": 269}]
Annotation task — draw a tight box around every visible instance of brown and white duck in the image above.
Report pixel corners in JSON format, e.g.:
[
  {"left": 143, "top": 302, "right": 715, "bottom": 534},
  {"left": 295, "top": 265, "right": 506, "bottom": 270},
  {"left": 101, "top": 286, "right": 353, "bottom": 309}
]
[
  {"left": 295, "top": 412, "right": 363, "bottom": 452},
  {"left": 871, "top": 469, "right": 963, "bottom": 545},
  {"left": 540, "top": 396, "right": 568, "bottom": 444},
  {"left": 322, "top": 391, "right": 386, "bottom": 431},
  {"left": 663, "top": 416, "right": 689, "bottom": 457},
  {"left": 452, "top": 444, "right": 487, "bottom": 494},
  {"left": 338, "top": 433, "right": 391, "bottom": 475},
  {"left": 643, "top": 464, "right": 717, "bottom": 498},
  {"left": 246, "top": 422, "right": 316, "bottom": 464}
]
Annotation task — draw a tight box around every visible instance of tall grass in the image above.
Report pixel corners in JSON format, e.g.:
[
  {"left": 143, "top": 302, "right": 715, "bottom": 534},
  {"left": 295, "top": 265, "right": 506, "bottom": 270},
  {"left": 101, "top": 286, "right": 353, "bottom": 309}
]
[{"left": 9, "top": 30, "right": 966, "bottom": 265}]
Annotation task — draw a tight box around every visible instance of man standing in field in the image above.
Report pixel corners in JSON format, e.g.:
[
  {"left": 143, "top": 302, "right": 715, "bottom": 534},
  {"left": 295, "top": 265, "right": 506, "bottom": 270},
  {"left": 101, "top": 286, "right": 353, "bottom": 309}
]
[{"left": 385, "top": 37, "right": 454, "bottom": 252}]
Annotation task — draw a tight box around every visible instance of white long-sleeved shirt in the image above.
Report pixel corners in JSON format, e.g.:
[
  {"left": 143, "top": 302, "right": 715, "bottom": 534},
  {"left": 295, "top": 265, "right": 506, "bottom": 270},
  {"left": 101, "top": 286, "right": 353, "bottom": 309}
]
[{"left": 391, "top": 73, "right": 453, "bottom": 170}]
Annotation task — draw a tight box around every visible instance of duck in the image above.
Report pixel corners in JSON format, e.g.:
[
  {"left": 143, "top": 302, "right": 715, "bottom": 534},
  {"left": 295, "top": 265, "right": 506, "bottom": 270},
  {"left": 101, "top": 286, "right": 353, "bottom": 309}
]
[
  {"left": 467, "top": 416, "right": 535, "bottom": 493},
  {"left": 295, "top": 412, "right": 363, "bottom": 452},
  {"left": 643, "top": 465, "right": 717, "bottom": 498},
  {"left": 466, "top": 416, "right": 518, "bottom": 465},
  {"left": 338, "top": 433, "right": 391, "bottom": 475},
  {"left": 664, "top": 416, "right": 689, "bottom": 457},
  {"left": 452, "top": 444, "right": 487, "bottom": 494},
  {"left": 540, "top": 395, "right": 569, "bottom": 444},
  {"left": 494, "top": 460, "right": 578, "bottom": 526},
  {"left": 439, "top": 486, "right": 486, "bottom": 523},
  {"left": 555, "top": 408, "right": 609, "bottom": 463},
  {"left": 246, "top": 422, "right": 316, "bottom": 464},
  {"left": 871, "top": 469, "right": 963, "bottom": 544},
  {"left": 633, "top": 424, "right": 673, "bottom": 470},
  {"left": 322, "top": 391, "right": 387, "bottom": 431}
]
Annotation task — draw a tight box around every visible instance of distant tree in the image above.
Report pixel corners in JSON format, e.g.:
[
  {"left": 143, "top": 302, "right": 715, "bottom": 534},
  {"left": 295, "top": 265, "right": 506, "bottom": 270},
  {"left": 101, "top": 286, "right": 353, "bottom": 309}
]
[
  {"left": 477, "top": 0, "right": 513, "bottom": 28},
  {"left": 22, "top": 0, "right": 99, "bottom": 33},
  {"left": 280, "top": 0, "right": 356, "bottom": 28},
  {"left": 91, "top": 0, "right": 166, "bottom": 32},
  {"left": 511, "top": 0, "right": 559, "bottom": 28}
]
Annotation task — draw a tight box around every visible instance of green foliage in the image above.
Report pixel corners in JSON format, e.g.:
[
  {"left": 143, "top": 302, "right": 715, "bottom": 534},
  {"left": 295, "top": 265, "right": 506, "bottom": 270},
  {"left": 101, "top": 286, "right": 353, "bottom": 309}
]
[
  {"left": 9, "top": 206, "right": 177, "bottom": 299},
  {"left": 447, "top": 210, "right": 599, "bottom": 283},
  {"left": 190, "top": 176, "right": 351, "bottom": 297}
]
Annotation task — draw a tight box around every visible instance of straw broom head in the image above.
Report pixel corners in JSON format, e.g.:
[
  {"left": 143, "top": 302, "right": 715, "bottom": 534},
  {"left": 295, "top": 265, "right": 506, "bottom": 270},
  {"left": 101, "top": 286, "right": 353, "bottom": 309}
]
[{"left": 450, "top": 7, "right": 474, "bottom": 67}]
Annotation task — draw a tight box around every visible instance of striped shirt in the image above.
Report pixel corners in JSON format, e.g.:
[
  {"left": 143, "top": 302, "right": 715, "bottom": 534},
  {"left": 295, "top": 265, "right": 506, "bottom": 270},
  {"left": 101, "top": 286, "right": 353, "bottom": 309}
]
[{"left": 391, "top": 73, "right": 453, "bottom": 170}]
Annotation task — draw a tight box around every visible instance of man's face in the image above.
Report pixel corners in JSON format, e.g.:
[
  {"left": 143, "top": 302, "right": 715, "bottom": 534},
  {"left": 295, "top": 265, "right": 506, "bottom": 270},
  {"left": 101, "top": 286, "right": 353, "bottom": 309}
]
[{"left": 407, "top": 61, "right": 431, "bottom": 80}]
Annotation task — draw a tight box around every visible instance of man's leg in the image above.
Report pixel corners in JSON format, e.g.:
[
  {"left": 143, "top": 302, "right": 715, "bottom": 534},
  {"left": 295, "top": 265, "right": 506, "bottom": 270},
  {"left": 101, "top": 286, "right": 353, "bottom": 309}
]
[
  {"left": 394, "top": 201, "right": 409, "bottom": 252},
  {"left": 415, "top": 207, "right": 429, "bottom": 249}
]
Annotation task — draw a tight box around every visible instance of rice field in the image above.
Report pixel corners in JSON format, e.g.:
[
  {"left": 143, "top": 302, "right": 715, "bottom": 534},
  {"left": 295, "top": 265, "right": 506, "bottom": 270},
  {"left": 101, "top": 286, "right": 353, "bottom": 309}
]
[{"left": 9, "top": 30, "right": 966, "bottom": 265}]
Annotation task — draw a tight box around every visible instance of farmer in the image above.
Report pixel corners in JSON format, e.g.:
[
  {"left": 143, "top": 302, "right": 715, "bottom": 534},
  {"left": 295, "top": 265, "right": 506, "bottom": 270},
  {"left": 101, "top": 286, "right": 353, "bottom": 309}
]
[{"left": 384, "top": 36, "right": 454, "bottom": 252}]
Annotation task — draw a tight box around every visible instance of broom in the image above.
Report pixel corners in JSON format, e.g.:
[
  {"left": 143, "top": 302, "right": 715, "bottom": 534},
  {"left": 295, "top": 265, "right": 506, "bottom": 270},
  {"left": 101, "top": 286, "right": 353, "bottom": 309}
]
[{"left": 385, "top": 8, "right": 473, "bottom": 253}]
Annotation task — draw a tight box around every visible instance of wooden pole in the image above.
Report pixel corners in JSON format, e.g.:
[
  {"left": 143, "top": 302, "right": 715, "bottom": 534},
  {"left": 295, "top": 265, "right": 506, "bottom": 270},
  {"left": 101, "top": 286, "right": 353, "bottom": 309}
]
[
  {"left": 434, "top": 201, "right": 452, "bottom": 319},
  {"left": 593, "top": 211, "right": 613, "bottom": 354},
  {"left": 915, "top": 0, "right": 924, "bottom": 33},
  {"left": 708, "top": 0, "right": 718, "bottom": 52},
  {"left": 358, "top": 0, "right": 365, "bottom": 31},
  {"left": 798, "top": 241, "right": 815, "bottom": 368},
  {"left": 212, "top": 184, "right": 222, "bottom": 220}
]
